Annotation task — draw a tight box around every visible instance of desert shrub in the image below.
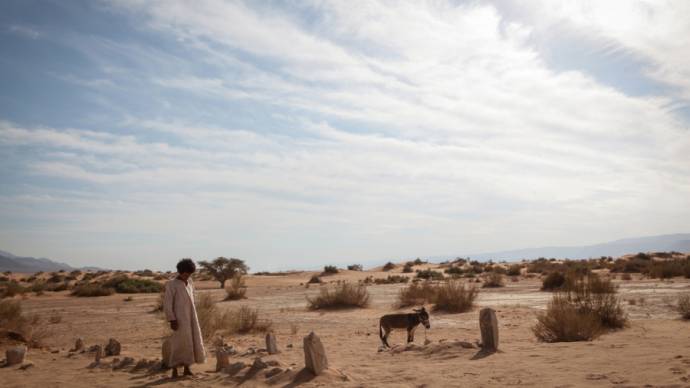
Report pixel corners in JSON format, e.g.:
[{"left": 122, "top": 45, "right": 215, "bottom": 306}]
[
  {"left": 224, "top": 275, "right": 247, "bottom": 300},
  {"left": 532, "top": 295, "right": 602, "bottom": 342},
  {"left": 541, "top": 272, "right": 566, "bottom": 291},
  {"left": 48, "top": 281, "right": 71, "bottom": 292},
  {"left": 0, "top": 299, "right": 50, "bottom": 347},
  {"left": 322, "top": 265, "right": 339, "bottom": 275},
  {"left": 647, "top": 258, "right": 690, "bottom": 279},
  {"left": 382, "top": 262, "right": 396, "bottom": 271},
  {"left": 102, "top": 276, "right": 163, "bottom": 293},
  {"left": 621, "top": 273, "right": 632, "bottom": 281},
  {"left": 0, "top": 280, "right": 26, "bottom": 298},
  {"left": 194, "top": 292, "right": 219, "bottom": 340},
  {"left": 308, "top": 275, "right": 322, "bottom": 284},
  {"left": 527, "top": 258, "right": 565, "bottom": 274},
  {"left": 507, "top": 264, "right": 522, "bottom": 276},
  {"left": 374, "top": 275, "right": 409, "bottom": 285},
  {"left": 71, "top": 284, "right": 114, "bottom": 297},
  {"left": 30, "top": 281, "right": 46, "bottom": 293},
  {"left": 402, "top": 263, "right": 414, "bottom": 273},
  {"left": 134, "top": 269, "right": 155, "bottom": 277},
  {"left": 678, "top": 294, "right": 690, "bottom": 320},
  {"left": 397, "top": 281, "right": 437, "bottom": 307},
  {"left": 433, "top": 281, "right": 478, "bottom": 313},
  {"left": 413, "top": 258, "right": 425, "bottom": 265},
  {"left": 47, "top": 273, "right": 64, "bottom": 283},
  {"left": 482, "top": 272, "right": 505, "bottom": 288},
  {"left": 0, "top": 276, "right": 8, "bottom": 282},
  {"left": 347, "top": 264, "right": 363, "bottom": 271},
  {"left": 218, "top": 305, "right": 273, "bottom": 334},
  {"left": 307, "top": 282, "right": 370, "bottom": 310},
  {"left": 416, "top": 269, "right": 444, "bottom": 280},
  {"left": 444, "top": 266, "right": 463, "bottom": 275},
  {"left": 566, "top": 274, "right": 626, "bottom": 329}
]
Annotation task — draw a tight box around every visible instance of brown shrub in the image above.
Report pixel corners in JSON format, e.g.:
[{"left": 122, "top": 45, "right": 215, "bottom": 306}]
[
  {"left": 195, "top": 292, "right": 219, "bottom": 341},
  {"left": 482, "top": 272, "right": 505, "bottom": 288},
  {"left": 71, "top": 283, "right": 114, "bottom": 297},
  {"left": 433, "top": 280, "right": 478, "bottom": 313},
  {"left": 678, "top": 294, "right": 690, "bottom": 320},
  {"left": 224, "top": 275, "right": 247, "bottom": 300},
  {"left": 218, "top": 305, "right": 272, "bottom": 334},
  {"left": 0, "top": 299, "right": 50, "bottom": 347},
  {"left": 307, "top": 282, "right": 370, "bottom": 310},
  {"left": 532, "top": 296, "right": 602, "bottom": 342},
  {"left": 397, "top": 281, "right": 437, "bottom": 308}
]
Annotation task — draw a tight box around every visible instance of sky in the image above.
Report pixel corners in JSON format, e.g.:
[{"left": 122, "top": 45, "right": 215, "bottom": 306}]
[{"left": 0, "top": 0, "right": 689, "bottom": 272}]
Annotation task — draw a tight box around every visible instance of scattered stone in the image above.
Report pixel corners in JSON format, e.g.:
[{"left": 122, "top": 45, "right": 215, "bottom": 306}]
[
  {"left": 6, "top": 346, "right": 27, "bottom": 366},
  {"left": 479, "top": 308, "right": 499, "bottom": 352},
  {"left": 265, "top": 367, "right": 283, "bottom": 378},
  {"left": 94, "top": 345, "right": 104, "bottom": 363},
  {"left": 424, "top": 338, "right": 432, "bottom": 346},
  {"left": 303, "top": 332, "right": 328, "bottom": 375},
  {"left": 161, "top": 338, "right": 171, "bottom": 368},
  {"left": 266, "top": 360, "right": 280, "bottom": 367},
  {"left": 51, "top": 349, "right": 59, "bottom": 354},
  {"left": 216, "top": 347, "right": 232, "bottom": 372},
  {"left": 73, "top": 337, "right": 84, "bottom": 352},
  {"left": 266, "top": 332, "right": 279, "bottom": 355},
  {"left": 19, "top": 362, "right": 34, "bottom": 370},
  {"left": 114, "top": 357, "right": 134, "bottom": 370},
  {"left": 104, "top": 338, "right": 121, "bottom": 356},
  {"left": 134, "top": 358, "right": 153, "bottom": 370},
  {"left": 287, "top": 343, "right": 293, "bottom": 349},
  {"left": 224, "top": 361, "right": 246, "bottom": 376},
  {"left": 246, "top": 357, "right": 268, "bottom": 377}
]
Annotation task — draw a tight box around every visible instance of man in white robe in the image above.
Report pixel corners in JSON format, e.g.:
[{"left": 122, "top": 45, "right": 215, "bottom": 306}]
[{"left": 164, "top": 258, "right": 206, "bottom": 378}]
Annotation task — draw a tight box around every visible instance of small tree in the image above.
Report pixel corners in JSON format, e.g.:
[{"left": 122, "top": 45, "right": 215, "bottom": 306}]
[{"left": 199, "top": 257, "right": 249, "bottom": 289}]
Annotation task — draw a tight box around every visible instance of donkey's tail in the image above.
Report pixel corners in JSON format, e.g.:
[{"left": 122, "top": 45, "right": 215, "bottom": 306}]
[{"left": 379, "top": 319, "right": 383, "bottom": 341}]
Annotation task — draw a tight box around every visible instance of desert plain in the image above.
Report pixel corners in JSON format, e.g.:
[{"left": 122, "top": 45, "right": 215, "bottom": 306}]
[{"left": 1, "top": 259, "right": 690, "bottom": 388}]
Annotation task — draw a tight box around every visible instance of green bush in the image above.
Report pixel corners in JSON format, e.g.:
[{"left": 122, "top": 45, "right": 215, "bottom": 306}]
[
  {"left": 102, "top": 276, "right": 163, "bottom": 293},
  {"left": 416, "top": 269, "right": 444, "bottom": 280},
  {"left": 322, "top": 265, "right": 339, "bottom": 275},
  {"left": 382, "top": 262, "right": 396, "bottom": 271},
  {"left": 71, "top": 284, "right": 115, "bottom": 297},
  {"left": 347, "top": 264, "right": 363, "bottom": 271}
]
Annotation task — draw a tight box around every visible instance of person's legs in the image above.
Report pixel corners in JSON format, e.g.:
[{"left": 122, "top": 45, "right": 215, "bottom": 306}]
[
  {"left": 183, "top": 365, "right": 194, "bottom": 376},
  {"left": 171, "top": 367, "right": 179, "bottom": 378}
]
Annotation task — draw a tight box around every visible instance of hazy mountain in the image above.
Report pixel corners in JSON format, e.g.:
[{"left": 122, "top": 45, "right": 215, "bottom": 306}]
[
  {"left": 0, "top": 250, "right": 75, "bottom": 272},
  {"left": 455, "top": 233, "right": 690, "bottom": 262}
]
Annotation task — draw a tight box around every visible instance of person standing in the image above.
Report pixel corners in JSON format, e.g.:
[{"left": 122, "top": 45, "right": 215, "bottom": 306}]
[{"left": 163, "top": 258, "right": 206, "bottom": 378}]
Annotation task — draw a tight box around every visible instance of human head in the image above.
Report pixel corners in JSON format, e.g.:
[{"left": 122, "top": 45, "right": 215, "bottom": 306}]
[{"left": 176, "top": 258, "right": 196, "bottom": 280}]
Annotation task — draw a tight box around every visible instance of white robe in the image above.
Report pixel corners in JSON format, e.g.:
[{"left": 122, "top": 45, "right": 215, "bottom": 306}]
[{"left": 163, "top": 278, "right": 206, "bottom": 366}]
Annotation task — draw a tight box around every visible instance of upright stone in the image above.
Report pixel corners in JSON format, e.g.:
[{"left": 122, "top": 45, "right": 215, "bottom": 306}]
[
  {"left": 266, "top": 332, "right": 278, "bottom": 355},
  {"left": 303, "top": 332, "right": 328, "bottom": 375},
  {"left": 215, "top": 347, "right": 231, "bottom": 372},
  {"left": 479, "top": 307, "right": 499, "bottom": 351},
  {"left": 161, "top": 338, "right": 171, "bottom": 368},
  {"left": 74, "top": 337, "right": 84, "bottom": 352},
  {"left": 104, "top": 338, "right": 121, "bottom": 356},
  {"left": 6, "top": 346, "right": 27, "bottom": 366},
  {"left": 94, "top": 345, "right": 103, "bottom": 363}
]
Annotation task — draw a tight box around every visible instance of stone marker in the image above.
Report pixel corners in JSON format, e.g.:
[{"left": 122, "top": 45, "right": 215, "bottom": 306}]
[
  {"left": 479, "top": 307, "right": 499, "bottom": 351},
  {"left": 104, "top": 338, "right": 121, "bottom": 356},
  {"left": 215, "top": 347, "right": 231, "bottom": 372},
  {"left": 161, "top": 338, "right": 171, "bottom": 368},
  {"left": 74, "top": 337, "right": 84, "bottom": 352},
  {"left": 93, "top": 345, "right": 103, "bottom": 363},
  {"left": 6, "top": 346, "right": 27, "bottom": 366},
  {"left": 266, "top": 332, "right": 278, "bottom": 355},
  {"left": 303, "top": 332, "right": 328, "bottom": 375}
]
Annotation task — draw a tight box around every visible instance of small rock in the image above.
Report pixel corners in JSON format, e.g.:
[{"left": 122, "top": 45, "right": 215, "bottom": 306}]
[
  {"left": 114, "top": 357, "right": 134, "bottom": 370},
  {"left": 104, "top": 338, "right": 121, "bottom": 356},
  {"left": 287, "top": 343, "right": 293, "bottom": 349},
  {"left": 266, "top": 360, "right": 280, "bottom": 367},
  {"left": 19, "top": 362, "right": 34, "bottom": 370},
  {"left": 424, "top": 338, "right": 432, "bottom": 345},
  {"left": 73, "top": 337, "right": 84, "bottom": 352},
  {"left": 265, "top": 367, "right": 283, "bottom": 378},
  {"left": 479, "top": 308, "right": 499, "bottom": 352},
  {"left": 224, "top": 361, "right": 246, "bottom": 376},
  {"left": 51, "top": 350, "right": 59, "bottom": 354},
  {"left": 6, "top": 346, "right": 27, "bottom": 366},
  {"left": 93, "top": 345, "right": 103, "bottom": 363},
  {"left": 134, "top": 358, "right": 151, "bottom": 370}
]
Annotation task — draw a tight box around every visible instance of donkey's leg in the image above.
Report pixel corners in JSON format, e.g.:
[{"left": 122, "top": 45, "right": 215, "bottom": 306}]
[
  {"left": 382, "top": 327, "right": 392, "bottom": 347},
  {"left": 407, "top": 326, "right": 417, "bottom": 343}
]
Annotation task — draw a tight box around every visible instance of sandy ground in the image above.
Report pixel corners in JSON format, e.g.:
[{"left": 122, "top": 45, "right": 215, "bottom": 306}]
[{"left": 1, "top": 270, "right": 689, "bottom": 387}]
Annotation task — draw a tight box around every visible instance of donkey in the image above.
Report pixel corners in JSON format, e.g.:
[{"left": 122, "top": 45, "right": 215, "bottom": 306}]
[{"left": 379, "top": 307, "right": 431, "bottom": 347}]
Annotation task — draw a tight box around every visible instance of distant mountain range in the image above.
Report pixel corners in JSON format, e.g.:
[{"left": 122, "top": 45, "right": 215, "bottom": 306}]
[
  {"left": 0, "top": 250, "right": 88, "bottom": 273},
  {"left": 453, "top": 233, "right": 690, "bottom": 262}
]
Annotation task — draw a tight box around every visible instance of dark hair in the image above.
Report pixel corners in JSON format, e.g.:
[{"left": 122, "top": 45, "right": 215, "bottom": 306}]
[{"left": 176, "top": 258, "right": 196, "bottom": 274}]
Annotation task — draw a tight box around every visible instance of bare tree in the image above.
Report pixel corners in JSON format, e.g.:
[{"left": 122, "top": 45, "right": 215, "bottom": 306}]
[{"left": 198, "top": 257, "right": 249, "bottom": 289}]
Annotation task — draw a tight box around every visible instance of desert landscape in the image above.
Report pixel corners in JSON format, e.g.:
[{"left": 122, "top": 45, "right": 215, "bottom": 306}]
[{"left": 1, "top": 253, "right": 689, "bottom": 387}]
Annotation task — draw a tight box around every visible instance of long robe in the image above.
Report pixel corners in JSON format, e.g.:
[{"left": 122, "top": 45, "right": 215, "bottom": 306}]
[{"left": 163, "top": 278, "right": 206, "bottom": 367}]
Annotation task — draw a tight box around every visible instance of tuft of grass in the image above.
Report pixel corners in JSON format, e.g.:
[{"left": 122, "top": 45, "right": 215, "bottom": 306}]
[
  {"left": 71, "top": 283, "right": 115, "bottom": 297},
  {"left": 373, "top": 275, "right": 409, "bottom": 285},
  {"left": 433, "top": 281, "right": 478, "bottom": 313},
  {"left": 307, "top": 282, "right": 370, "bottom": 310},
  {"left": 224, "top": 275, "right": 247, "bottom": 300},
  {"left": 532, "top": 296, "right": 602, "bottom": 342},
  {"left": 482, "top": 272, "right": 505, "bottom": 288},
  {"left": 621, "top": 273, "right": 632, "bottom": 281},
  {"left": 218, "top": 305, "right": 273, "bottom": 334},
  {"left": 678, "top": 294, "right": 690, "bottom": 320}
]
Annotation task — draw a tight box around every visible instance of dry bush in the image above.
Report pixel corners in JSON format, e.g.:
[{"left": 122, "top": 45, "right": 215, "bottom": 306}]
[
  {"left": 382, "top": 262, "right": 396, "bottom": 271},
  {"left": 415, "top": 269, "right": 444, "bottom": 280},
  {"left": 307, "top": 282, "right": 370, "bottom": 310},
  {"left": 0, "top": 299, "right": 50, "bottom": 347},
  {"left": 224, "top": 275, "right": 247, "bottom": 300},
  {"left": 507, "top": 264, "right": 522, "bottom": 276},
  {"left": 71, "top": 283, "right": 115, "bottom": 297},
  {"left": 347, "top": 264, "right": 363, "bottom": 271},
  {"left": 482, "top": 272, "right": 505, "bottom": 288},
  {"left": 565, "top": 274, "right": 627, "bottom": 329},
  {"left": 218, "top": 305, "right": 272, "bottom": 334},
  {"left": 308, "top": 275, "right": 322, "bottom": 284},
  {"left": 373, "top": 275, "right": 409, "bottom": 285},
  {"left": 621, "top": 273, "right": 632, "bottom": 281},
  {"left": 322, "top": 265, "right": 339, "bottom": 275},
  {"left": 1, "top": 280, "right": 26, "bottom": 298},
  {"left": 433, "top": 281, "right": 478, "bottom": 313},
  {"left": 678, "top": 294, "right": 690, "bottom": 320},
  {"left": 532, "top": 296, "right": 602, "bottom": 342},
  {"left": 397, "top": 281, "right": 437, "bottom": 307},
  {"left": 541, "top": 272, "right": 566, "bottom": 291},
  {"left": 195, "top": 292, "right": 219, "bottom": 341}
]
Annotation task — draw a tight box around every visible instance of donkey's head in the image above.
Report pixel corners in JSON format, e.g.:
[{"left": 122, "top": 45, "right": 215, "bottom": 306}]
[{"left": 414, "top": 307, "right": 430, "bottom": 329}]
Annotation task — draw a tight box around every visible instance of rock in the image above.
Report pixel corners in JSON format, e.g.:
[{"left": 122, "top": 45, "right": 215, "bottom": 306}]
[
  {"left": 287, "top": 343, "right": 293, "bottom": 349},
  {"left": 161, "top": 338, "right": 171, "bottom": 368},
  {"left": 104, "top": 338, "right": 121, "bottom": 356},
  {"left": 424, "top": 338, "right": 432, "bottom": 346},
  {"left": 114, "top": 357, "right": 134, "bottom": 370},
  {"left": 134, "top": 358, "right": 152, "bottom": 370},
  {"left": 265, "top": 367, "right": 283, "bottom": 378},
  {"left": 19, "top": 362, "right": 34, "bottom": 370},
  {"left": 73, "top": 337, "right": 84, "bottom": 352},
  {"left": 93, "top": 345, "right": 103, "bottom": 363},
  {"left": 247, "top": 357, "right": 268, "bottom": 376},
  {"left": 266, "top": 360, "right": 280, "bottom": 367},
  {"left": 215, "top": 347, "right": 232, "bottom": 372},
  {"left": 479, "top": 307, "right": 499, "bottom": 352},
  {"left": 224, "top": 361, "right": 246, "bottom": 376},
  {"left": 303, "top": 332, "right": 328, "bottom": 375},
  {"left": 266, "top": 332, "right": 278, "bottom": 355},
  {"left": 6, "top": 346, "right": 27, "bottom": 366}
]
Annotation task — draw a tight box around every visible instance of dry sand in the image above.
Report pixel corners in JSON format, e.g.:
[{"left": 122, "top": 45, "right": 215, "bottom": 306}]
[{"left": 1, "top": 269, "right": 689, "bottom": 387}]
